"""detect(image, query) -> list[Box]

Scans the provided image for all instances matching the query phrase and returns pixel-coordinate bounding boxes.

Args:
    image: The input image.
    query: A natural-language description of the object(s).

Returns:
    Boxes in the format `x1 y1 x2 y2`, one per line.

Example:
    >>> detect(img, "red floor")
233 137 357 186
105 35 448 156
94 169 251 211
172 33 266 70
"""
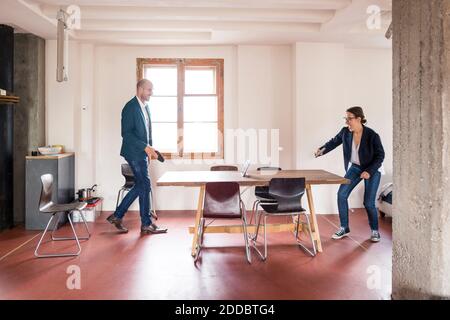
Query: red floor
0 209 392 300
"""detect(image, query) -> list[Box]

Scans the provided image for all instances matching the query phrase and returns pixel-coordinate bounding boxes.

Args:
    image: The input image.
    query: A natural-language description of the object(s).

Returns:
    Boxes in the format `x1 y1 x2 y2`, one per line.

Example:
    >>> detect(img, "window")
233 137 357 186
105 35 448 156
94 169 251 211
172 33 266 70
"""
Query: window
137 58 224 159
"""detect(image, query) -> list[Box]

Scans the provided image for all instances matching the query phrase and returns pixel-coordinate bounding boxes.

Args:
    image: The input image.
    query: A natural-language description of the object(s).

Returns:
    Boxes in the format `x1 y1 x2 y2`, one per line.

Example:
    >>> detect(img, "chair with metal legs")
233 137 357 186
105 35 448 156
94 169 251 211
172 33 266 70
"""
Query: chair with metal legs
115 163 135 209
116 163 157 219
34 174 91 258
250 177 316 260
210 165 238 171
194 182 251 264
250 166 282 224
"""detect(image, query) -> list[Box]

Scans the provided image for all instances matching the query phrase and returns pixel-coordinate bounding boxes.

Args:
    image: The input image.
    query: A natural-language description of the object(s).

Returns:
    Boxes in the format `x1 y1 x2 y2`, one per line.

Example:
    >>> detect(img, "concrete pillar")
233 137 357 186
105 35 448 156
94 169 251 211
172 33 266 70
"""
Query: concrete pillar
392 0 450 299
13 34 46 224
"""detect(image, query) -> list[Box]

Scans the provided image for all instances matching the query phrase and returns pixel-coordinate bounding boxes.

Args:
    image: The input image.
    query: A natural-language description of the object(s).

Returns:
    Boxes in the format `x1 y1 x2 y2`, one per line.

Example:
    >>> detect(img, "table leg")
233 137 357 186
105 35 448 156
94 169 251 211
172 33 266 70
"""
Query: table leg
191 185 205 257
306 184 323 253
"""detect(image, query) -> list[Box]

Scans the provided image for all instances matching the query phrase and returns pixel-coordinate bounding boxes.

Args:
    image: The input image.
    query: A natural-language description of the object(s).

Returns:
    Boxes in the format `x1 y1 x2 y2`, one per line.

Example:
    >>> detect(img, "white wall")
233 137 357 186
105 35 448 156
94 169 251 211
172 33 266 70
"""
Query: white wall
94 45 239 210
293 42 393 213
45 41 392 213
45 41 78 159
45 42 294 210
237 46 293 168
294 43 346 214
236 45 293 207
46 41 96 190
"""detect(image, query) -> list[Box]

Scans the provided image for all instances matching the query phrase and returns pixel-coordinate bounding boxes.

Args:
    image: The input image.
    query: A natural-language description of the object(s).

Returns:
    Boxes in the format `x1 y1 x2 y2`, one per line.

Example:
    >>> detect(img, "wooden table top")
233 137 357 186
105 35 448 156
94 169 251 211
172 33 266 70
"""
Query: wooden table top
26 152 74 160
156 169 349 187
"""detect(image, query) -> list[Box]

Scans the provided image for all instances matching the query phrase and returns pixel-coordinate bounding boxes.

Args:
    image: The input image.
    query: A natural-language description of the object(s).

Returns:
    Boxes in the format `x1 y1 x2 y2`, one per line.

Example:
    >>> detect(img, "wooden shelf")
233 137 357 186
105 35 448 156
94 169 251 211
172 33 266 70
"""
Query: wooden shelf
0 95 20 104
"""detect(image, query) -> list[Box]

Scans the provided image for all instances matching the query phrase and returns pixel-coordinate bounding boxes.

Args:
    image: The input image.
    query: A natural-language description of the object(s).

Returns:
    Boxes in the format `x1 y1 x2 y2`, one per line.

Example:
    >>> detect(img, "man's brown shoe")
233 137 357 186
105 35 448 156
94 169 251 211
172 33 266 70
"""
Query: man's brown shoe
106 214 128 233
141 223 168 234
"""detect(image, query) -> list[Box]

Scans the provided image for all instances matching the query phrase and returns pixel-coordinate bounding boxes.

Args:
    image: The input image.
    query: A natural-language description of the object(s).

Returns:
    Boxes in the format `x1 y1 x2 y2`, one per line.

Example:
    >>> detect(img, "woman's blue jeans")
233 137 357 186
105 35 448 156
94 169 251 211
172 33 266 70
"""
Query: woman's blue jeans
337 164 381 231
114 158 152 227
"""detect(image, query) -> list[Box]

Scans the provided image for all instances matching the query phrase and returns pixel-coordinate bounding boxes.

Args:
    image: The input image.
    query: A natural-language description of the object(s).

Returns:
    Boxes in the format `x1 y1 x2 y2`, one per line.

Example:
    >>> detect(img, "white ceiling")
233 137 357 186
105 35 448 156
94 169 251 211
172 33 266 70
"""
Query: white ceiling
0 0 392 48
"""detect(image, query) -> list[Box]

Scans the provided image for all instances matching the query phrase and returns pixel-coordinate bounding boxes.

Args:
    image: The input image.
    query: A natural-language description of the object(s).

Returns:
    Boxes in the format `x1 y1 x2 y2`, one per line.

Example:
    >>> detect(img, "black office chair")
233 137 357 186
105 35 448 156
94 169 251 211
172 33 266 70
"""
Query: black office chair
34 174 90 258
250 177 316 260
116 163 157 219
210 165 238 171
254 166 282 198
194 182 251 264
251 167 282 223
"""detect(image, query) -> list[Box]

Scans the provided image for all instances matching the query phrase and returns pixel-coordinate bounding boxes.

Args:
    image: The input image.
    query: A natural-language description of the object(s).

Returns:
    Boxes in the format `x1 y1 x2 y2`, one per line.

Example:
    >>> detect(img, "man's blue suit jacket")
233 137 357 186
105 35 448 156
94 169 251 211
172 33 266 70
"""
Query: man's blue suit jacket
120 97 152 161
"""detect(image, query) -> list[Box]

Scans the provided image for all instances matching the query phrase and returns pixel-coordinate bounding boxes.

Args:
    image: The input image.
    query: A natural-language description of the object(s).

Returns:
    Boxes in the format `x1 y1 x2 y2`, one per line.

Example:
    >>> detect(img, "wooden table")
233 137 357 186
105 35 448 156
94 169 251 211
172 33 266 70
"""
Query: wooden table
157 169 349 256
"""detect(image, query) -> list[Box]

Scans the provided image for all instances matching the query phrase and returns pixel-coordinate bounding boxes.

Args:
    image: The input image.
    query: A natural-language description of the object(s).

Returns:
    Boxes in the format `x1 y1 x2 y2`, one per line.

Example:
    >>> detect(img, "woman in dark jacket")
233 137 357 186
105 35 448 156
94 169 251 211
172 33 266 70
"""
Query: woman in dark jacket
315 107 385 242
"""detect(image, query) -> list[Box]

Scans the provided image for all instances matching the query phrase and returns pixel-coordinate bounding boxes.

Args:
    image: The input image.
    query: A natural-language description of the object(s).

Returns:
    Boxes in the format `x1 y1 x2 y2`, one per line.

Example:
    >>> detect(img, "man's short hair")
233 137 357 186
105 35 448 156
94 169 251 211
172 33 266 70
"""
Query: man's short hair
137 79 151 90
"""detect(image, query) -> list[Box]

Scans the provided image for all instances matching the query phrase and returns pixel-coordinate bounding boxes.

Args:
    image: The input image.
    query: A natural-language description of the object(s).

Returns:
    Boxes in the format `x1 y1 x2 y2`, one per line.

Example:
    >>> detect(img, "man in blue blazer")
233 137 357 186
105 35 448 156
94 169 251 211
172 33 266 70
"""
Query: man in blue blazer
107 79 168 235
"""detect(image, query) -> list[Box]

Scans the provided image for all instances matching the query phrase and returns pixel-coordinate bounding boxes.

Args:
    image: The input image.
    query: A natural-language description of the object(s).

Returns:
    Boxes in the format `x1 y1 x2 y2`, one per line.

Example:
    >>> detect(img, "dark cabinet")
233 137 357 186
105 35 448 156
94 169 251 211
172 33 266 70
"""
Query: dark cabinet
25 153 75 230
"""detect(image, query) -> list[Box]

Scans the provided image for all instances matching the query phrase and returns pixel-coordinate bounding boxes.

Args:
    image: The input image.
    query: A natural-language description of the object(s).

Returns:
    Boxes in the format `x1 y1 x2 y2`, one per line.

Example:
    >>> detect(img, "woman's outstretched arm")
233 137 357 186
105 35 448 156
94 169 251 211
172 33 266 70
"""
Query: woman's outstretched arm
317 127 346 156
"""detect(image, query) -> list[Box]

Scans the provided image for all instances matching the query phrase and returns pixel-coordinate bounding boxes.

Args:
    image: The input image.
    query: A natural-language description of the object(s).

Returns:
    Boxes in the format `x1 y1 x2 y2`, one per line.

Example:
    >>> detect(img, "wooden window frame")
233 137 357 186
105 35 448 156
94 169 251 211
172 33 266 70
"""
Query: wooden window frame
137 58 224 160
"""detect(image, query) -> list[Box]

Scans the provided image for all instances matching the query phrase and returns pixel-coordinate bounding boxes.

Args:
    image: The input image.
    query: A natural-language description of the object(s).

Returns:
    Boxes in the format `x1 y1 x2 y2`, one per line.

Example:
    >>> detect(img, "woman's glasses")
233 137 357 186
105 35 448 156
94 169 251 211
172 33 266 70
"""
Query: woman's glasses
343 116 356 122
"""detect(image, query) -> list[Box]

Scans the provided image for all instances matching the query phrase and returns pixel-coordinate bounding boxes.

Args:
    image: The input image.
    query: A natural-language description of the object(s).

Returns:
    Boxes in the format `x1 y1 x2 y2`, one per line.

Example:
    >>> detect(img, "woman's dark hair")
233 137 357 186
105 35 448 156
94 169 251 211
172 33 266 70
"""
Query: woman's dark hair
346 106 367 124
